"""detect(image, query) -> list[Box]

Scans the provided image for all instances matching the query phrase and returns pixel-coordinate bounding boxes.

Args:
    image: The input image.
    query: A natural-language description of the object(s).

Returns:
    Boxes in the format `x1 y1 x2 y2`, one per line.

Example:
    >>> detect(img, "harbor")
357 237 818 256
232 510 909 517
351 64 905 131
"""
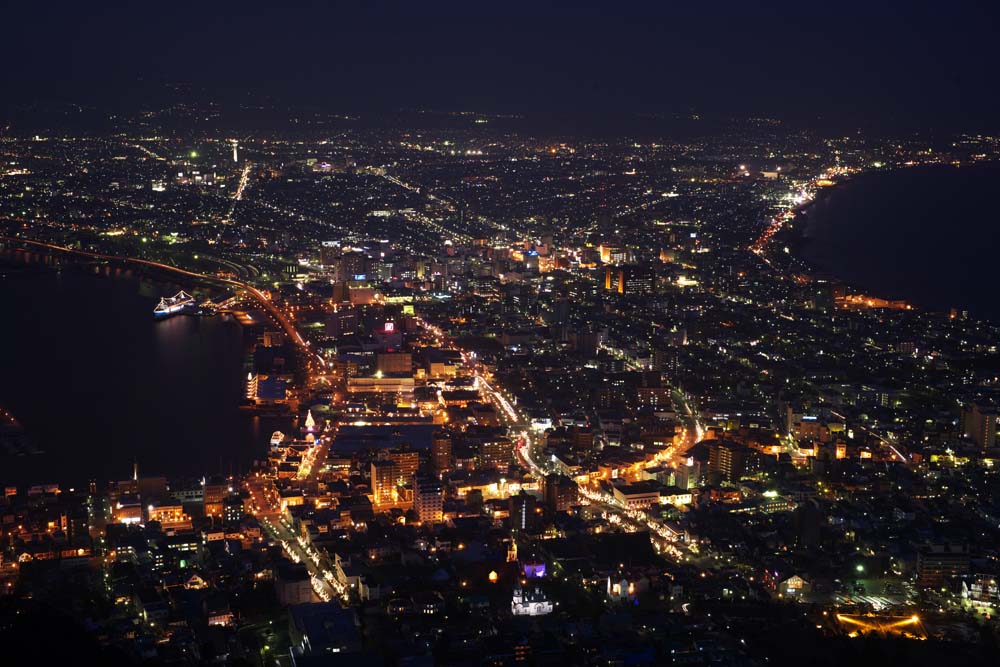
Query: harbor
0 255 289 485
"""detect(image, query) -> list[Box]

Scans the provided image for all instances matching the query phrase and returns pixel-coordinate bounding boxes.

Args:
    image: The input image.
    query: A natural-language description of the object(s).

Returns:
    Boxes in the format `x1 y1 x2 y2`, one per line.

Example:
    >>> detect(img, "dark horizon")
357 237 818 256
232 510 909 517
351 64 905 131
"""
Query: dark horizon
6 4 1000 665
4 0 1000 132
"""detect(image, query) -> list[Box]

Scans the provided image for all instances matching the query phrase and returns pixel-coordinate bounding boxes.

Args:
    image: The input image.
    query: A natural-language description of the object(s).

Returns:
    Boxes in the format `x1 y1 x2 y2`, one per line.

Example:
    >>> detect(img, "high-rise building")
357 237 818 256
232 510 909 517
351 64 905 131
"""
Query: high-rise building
371 452 417 510
326 308 359 337
509 490 536 532
386 448 419 484
479 438 512 470
961 402 997 451
336 251 368 282
707 441 756 484
673 457 701 490
370 461 398 509
917 544 969 589
542 474 578 513
413 476 443 524
431 431 452 474
605 266 656 295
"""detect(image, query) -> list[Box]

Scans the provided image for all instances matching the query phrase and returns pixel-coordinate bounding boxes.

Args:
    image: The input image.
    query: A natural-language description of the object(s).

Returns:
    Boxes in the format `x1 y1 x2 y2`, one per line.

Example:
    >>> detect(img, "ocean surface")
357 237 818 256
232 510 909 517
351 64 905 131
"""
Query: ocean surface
0 257 287 487
801 163 1000 321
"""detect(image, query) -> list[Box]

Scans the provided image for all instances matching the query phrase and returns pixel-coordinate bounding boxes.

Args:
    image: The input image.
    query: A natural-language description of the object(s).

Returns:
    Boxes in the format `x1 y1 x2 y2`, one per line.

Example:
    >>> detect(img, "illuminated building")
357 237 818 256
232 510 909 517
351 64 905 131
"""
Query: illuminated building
611 481 661 509
424 350 459 378
203 476 228 519
346 282 376 305
660 486 693 507
325 308 359 337
259 331 286 348
347 376 415 393
917 543 969 589
387 447 419 481
413 476 444 524
607 576 640 602
113 494 143 524
604 266 656 295
778 575 810 598
147 501 192 531
478 437 512 470
542 473 578 512
707 440 757 484
371 454 416 510
247 374 288 403
509 490 536 531
276 562 316 606
637 385 672 409
223 494 245 525
960 576 1000 610
431 431 452 473
335 251 368 283
961 402 997 451
673 457 701 489
511 586 553 616
598 244 627 264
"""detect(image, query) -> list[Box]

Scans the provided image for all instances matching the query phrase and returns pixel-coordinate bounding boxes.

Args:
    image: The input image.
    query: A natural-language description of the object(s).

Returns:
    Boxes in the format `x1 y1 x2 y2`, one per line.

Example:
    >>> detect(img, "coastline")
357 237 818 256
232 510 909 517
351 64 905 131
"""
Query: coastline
0 253 278 487
778 162 1000 322
0 235 310 349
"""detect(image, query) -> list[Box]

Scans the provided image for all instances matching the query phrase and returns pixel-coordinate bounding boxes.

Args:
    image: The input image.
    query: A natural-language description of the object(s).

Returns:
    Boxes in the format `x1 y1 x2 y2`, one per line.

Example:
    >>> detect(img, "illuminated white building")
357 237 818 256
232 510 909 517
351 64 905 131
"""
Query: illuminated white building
511 586 553 616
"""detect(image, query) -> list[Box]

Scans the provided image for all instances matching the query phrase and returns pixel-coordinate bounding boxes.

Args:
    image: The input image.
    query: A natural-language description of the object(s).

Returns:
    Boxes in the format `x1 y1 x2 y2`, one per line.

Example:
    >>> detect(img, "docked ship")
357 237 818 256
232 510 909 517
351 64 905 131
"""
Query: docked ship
270 431 286 449
153 291 196 318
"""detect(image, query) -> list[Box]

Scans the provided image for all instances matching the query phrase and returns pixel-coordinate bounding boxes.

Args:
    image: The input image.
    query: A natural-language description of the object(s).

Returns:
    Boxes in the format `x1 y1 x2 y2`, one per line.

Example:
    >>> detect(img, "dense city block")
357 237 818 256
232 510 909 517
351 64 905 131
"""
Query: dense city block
2 102 1000 666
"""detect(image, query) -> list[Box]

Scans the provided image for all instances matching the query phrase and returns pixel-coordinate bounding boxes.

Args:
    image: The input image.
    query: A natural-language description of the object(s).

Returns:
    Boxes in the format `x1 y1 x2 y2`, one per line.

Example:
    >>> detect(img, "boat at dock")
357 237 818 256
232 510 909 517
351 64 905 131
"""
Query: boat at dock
153 291 196 318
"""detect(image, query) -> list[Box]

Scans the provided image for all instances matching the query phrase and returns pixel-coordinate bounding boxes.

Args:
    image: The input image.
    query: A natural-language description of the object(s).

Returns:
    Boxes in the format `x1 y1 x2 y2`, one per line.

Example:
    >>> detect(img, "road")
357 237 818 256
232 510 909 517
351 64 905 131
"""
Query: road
0 236 314 355
263 514 346 604
8 235 358 607
428 320 691 561
829 409 907 463
245 471 348 605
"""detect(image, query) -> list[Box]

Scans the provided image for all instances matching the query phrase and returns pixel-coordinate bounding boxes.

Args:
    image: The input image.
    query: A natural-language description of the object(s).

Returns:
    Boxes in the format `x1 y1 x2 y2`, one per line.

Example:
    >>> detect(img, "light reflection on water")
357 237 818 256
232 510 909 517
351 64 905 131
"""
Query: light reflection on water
0 252 290 486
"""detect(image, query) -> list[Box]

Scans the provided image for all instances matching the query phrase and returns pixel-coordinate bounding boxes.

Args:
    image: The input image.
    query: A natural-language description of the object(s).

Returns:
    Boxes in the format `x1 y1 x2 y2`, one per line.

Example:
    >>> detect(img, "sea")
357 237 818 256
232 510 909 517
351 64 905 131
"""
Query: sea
0 253 288 487
800 163 1000 322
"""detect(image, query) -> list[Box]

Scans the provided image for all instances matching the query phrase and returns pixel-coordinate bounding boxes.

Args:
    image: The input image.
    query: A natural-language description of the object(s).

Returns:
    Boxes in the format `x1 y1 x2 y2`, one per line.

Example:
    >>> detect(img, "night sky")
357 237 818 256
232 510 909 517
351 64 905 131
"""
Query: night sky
4 0 999 128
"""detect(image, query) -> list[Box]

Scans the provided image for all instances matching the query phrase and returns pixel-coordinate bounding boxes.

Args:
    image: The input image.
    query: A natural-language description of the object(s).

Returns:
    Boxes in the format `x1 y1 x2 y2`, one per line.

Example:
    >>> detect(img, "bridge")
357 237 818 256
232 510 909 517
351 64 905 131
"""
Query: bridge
0 236 311 354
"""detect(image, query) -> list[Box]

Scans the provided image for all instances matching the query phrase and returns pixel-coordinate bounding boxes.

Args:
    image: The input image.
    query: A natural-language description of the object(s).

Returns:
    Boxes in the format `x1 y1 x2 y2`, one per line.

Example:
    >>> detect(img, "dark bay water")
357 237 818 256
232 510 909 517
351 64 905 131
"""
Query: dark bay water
0 258 285 487
801 163 1000 321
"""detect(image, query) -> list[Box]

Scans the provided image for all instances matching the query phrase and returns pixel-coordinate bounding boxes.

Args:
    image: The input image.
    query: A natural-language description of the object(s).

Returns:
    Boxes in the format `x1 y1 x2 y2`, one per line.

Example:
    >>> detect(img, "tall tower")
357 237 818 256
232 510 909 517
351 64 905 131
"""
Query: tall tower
231 140 238 163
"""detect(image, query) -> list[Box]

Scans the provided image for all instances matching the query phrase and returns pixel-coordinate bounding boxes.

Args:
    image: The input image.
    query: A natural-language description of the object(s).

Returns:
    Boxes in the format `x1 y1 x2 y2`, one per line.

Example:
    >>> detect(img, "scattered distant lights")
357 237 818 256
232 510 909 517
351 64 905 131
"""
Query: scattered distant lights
4 116 996 651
